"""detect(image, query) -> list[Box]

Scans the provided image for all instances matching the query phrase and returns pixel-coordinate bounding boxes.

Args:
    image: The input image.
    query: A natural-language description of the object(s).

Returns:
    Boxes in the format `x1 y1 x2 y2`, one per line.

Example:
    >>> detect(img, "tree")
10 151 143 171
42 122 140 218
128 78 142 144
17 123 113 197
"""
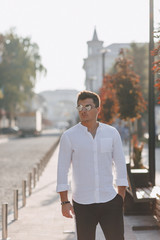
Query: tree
99 49 146 162
99 75 118 124
0 29 46 123
113 49 146 162
99 49 146 124
127 43 148 101
113 49 146 121
125 43 149 138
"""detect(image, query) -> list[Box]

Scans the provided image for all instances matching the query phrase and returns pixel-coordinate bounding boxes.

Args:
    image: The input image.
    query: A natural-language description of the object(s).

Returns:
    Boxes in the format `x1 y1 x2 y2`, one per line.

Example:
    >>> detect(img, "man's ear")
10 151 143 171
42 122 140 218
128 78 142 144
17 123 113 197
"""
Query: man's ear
97 106 101 114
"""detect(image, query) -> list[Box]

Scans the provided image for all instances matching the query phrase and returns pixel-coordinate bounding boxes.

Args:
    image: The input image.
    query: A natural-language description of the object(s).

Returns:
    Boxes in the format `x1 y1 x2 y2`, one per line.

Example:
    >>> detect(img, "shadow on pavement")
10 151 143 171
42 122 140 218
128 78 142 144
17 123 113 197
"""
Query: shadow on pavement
41 194 59 207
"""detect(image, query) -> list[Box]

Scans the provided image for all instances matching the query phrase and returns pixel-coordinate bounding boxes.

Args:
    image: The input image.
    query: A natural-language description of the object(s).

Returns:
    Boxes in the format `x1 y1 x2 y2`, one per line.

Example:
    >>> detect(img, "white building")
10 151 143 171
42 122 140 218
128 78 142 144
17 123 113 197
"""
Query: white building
83 28 130 93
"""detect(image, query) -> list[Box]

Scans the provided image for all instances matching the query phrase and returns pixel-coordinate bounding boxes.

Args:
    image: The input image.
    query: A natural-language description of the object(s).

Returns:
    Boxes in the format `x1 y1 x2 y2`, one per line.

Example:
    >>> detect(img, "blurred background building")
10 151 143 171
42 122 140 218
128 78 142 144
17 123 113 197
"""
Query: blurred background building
40 89 78 128
83 29 130 93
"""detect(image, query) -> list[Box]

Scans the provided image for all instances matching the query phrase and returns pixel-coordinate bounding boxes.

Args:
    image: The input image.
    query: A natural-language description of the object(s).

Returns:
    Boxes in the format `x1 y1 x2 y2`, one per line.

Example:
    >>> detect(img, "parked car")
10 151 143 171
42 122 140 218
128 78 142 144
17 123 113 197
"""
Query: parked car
0 126 19 135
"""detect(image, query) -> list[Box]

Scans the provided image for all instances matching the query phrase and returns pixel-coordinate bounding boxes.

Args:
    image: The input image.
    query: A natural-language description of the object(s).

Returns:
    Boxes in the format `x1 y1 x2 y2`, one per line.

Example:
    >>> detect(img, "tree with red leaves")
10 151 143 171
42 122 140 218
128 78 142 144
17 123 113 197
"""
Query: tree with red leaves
99 75 118 124
113 49 146 122
99 49 146 162
99 49 146 124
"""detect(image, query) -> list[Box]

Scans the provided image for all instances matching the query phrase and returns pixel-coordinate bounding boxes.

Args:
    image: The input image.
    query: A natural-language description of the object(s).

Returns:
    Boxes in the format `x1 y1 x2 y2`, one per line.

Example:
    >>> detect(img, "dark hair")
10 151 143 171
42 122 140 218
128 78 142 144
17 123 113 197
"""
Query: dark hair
77 90 100 107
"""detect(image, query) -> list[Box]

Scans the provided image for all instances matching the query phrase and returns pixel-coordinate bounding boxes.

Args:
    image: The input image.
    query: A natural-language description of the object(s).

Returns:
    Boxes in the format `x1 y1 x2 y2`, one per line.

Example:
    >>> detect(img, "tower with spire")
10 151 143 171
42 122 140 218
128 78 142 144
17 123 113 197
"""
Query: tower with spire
87 28 103 56
83 28 104 93
83 28 130 93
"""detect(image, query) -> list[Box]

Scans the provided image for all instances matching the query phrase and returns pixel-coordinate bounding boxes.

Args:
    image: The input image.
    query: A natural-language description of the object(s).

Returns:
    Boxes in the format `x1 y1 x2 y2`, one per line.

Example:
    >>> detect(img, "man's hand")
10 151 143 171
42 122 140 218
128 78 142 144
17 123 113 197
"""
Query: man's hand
62 203 75 218
118 186 126 201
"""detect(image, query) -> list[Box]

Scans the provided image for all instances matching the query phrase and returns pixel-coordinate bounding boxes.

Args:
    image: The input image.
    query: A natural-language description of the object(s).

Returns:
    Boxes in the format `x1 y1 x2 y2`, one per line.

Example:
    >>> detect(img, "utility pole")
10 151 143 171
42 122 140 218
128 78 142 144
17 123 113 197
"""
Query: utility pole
148 0 155 186
101 49 109 79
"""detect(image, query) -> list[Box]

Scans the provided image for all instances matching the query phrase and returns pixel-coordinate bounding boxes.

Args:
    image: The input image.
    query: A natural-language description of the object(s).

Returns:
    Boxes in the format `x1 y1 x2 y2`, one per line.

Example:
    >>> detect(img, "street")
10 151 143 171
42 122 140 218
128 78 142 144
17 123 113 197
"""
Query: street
5 141 160 240
0 133 159 213
0 129 159 235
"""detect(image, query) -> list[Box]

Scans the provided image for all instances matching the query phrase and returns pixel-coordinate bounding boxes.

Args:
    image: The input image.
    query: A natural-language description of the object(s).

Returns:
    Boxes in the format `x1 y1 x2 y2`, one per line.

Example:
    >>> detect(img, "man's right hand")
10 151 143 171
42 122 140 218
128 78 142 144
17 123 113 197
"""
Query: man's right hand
62 203 75 218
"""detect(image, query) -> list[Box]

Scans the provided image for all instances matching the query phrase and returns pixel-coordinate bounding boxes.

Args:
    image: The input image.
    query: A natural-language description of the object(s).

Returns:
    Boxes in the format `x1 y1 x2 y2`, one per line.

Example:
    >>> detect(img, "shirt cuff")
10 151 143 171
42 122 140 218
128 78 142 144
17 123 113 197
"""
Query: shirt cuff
115 178 129 187
56 184 70 193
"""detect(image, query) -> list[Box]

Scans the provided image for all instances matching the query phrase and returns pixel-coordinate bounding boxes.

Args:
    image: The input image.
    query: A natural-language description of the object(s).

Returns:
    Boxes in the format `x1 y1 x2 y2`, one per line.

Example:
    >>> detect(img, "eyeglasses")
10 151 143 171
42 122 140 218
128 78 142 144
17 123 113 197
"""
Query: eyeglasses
76 104 96 112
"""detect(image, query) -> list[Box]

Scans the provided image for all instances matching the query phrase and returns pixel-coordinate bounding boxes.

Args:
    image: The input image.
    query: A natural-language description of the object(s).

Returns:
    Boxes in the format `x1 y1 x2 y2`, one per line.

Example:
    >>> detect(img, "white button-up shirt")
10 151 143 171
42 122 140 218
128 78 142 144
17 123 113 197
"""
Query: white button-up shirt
56 122 128 204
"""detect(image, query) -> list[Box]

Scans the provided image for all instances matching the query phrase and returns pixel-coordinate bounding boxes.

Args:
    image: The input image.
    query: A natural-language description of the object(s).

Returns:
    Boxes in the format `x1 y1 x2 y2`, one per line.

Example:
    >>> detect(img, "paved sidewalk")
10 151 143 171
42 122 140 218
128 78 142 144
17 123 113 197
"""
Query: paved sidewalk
5 145 160 240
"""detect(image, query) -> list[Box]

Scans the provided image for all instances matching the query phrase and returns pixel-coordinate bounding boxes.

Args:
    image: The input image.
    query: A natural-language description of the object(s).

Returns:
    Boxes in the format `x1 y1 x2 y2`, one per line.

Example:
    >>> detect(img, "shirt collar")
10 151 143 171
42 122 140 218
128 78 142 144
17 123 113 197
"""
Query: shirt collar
78 122 102 131
78 122 88 132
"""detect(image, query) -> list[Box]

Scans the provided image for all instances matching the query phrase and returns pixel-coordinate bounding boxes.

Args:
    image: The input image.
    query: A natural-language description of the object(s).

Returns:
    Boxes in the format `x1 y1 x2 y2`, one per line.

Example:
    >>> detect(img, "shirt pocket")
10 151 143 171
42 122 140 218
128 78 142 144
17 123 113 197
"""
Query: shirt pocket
100 138 112 153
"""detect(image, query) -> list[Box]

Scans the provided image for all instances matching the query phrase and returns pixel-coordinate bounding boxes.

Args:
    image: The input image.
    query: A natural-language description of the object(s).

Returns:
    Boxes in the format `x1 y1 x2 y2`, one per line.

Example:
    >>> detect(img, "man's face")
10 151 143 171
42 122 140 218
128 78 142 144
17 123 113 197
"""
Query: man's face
77 98 100 123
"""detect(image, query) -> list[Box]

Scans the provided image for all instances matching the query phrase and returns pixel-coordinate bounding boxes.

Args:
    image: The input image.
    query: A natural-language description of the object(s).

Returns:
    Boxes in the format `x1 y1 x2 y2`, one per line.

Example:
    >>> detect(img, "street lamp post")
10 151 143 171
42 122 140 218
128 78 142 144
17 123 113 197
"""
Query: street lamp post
102 50 105 78
148 0 155 186
89 76 97 91
101 49 109 79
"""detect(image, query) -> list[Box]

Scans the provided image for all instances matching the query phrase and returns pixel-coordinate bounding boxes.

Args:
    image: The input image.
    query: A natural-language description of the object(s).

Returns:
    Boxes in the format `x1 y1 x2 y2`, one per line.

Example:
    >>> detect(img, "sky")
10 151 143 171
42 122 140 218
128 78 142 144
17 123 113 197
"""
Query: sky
0 0 159 93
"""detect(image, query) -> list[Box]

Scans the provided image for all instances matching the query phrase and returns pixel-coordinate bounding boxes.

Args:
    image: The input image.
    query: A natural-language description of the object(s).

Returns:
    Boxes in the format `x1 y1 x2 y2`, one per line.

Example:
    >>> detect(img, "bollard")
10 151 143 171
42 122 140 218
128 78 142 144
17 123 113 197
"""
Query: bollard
22 180 26 207
33 168 36 188
28 172 32 196
2 203 10 240
42 158 45 171
37 163 40 181
39 161 42 176
39 160 42 175
42 158 45 172
14 189 18 220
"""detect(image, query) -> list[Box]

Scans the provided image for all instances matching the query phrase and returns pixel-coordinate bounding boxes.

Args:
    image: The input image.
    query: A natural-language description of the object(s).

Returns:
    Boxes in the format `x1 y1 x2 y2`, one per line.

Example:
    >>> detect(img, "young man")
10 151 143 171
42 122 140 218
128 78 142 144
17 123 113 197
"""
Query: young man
56 90 128 240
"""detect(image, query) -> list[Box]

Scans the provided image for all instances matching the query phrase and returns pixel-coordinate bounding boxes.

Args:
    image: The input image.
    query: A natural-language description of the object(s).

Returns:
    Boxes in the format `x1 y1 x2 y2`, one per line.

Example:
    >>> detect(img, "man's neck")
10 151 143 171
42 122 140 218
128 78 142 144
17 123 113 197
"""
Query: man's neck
81 120 97 128
81 121 99 135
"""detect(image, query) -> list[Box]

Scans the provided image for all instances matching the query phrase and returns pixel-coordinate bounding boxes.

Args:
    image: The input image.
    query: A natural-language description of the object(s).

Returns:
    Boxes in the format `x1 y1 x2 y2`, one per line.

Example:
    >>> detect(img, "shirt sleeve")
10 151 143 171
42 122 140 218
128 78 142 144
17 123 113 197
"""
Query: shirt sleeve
56 133 72 193
112 128 128 187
